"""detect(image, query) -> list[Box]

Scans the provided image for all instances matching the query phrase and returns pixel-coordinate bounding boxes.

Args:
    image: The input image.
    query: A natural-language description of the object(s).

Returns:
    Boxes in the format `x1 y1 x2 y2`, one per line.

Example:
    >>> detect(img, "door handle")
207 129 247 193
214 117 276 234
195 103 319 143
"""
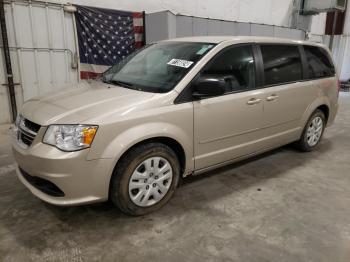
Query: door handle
266 94 279 101
247 98 262 105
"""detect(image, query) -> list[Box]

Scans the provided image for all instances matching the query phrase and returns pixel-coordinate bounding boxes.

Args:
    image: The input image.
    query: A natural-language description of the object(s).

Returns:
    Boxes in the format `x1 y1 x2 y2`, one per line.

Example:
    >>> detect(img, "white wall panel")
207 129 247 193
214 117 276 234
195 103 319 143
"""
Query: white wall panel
236 22 251 35
221 21 236 35
4 4 16 54
193 18 208 36
70 0 325 36
271 0 293 26
15 4 33 47
21 51 38 100
9 51 24 120
146 12 306 43
0 1 78 124
145 12 170 42
344 3 350 34
37 52 52 94
274 27 292 39
19 0 325 34
176 16 193 37
289 28 305 40
0 48 11 124
50 7 66 49
32 5 50 47
71 0 295 27
339 1 350 80
308 34 324 43
65 11 78 53
331 36 350 81
239 0 271 24
251 24 274 37
53 52 68 86
339 38 350 81
310 13 326 35
208 20 224 36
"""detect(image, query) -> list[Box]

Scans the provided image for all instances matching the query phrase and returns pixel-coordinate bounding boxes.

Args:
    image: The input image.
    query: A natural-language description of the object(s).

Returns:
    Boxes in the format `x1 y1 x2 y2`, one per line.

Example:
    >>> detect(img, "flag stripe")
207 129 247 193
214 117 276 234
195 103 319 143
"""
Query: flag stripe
80 63 110 73
134 33 143 42
133 13 144 48
134 26 144 34
80 71 102 79
134 42 143 49
132 12 143 18
133 18 143 27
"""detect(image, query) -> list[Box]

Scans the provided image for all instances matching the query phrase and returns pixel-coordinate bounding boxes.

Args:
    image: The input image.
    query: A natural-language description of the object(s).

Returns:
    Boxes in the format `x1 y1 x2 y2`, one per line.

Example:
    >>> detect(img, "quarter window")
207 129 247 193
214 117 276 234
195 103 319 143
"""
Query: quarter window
304 46 335 79
260 45 303 86
202 45 255 93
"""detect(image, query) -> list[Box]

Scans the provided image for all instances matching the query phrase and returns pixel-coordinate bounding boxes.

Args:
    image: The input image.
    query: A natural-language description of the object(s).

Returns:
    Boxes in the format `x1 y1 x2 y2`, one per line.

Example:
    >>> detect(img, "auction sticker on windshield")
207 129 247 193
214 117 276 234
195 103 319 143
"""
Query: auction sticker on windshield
167 59 194 68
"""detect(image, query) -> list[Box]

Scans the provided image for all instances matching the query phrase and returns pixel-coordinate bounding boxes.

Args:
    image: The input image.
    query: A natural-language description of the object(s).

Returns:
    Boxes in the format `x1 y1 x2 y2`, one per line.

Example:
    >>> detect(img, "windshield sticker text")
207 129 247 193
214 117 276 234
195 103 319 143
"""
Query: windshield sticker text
167 59 194 68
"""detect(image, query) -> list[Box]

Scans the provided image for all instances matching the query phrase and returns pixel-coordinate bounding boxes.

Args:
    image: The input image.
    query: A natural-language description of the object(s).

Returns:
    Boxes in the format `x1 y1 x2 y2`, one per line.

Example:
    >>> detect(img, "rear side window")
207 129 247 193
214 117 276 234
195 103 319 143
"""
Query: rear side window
304 46 335 79
260 45 303 86
202 45 255 93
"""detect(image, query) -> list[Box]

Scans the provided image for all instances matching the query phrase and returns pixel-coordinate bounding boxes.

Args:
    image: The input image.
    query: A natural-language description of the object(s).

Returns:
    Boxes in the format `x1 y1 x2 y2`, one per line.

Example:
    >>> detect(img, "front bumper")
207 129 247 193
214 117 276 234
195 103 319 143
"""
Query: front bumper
12 136 115 206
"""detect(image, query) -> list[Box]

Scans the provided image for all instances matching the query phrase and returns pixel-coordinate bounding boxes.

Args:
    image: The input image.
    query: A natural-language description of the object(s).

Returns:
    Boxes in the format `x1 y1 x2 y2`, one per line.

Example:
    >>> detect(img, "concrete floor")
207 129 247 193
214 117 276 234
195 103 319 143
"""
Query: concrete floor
0 93 350 262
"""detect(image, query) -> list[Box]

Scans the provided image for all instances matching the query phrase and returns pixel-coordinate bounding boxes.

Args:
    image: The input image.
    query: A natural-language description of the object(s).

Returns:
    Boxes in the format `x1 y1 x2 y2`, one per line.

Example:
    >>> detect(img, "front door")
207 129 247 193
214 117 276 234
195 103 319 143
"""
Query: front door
193 45 265 170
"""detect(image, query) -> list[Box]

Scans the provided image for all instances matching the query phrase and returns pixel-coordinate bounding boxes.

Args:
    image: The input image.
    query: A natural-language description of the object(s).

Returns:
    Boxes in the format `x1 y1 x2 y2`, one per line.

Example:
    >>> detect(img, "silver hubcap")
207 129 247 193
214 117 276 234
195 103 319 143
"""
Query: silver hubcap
307 116 323 147
128 157 173 207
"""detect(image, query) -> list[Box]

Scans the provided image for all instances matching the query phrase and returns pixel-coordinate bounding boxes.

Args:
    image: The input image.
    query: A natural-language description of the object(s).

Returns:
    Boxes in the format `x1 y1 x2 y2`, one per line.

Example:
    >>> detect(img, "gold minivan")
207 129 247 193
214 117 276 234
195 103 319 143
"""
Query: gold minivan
12 36 339 215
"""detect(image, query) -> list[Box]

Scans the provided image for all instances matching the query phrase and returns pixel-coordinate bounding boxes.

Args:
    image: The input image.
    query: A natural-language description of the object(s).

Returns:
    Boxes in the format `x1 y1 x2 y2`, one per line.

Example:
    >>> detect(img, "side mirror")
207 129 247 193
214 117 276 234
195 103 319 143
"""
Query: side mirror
192 75 227 99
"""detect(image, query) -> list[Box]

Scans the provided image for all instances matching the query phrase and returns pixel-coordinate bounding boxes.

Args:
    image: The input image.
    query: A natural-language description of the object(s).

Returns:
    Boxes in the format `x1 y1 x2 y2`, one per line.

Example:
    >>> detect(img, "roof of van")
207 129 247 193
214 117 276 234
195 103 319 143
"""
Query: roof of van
164 36 326 48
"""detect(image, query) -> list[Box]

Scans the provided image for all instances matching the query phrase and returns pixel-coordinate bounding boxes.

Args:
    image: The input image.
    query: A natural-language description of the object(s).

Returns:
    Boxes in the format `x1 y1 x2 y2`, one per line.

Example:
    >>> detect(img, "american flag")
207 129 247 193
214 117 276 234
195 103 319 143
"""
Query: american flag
75 5 145 79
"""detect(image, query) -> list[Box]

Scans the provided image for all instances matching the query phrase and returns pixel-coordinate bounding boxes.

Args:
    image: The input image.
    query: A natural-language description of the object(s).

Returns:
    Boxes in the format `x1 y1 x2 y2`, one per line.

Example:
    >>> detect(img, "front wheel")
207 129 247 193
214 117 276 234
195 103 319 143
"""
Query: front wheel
296 109 326 152
110 143 180 216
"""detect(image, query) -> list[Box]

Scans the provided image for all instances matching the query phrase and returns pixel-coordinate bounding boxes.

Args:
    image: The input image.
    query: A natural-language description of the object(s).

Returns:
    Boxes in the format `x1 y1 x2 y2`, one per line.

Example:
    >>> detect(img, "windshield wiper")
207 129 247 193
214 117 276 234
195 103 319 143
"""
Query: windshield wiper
105 80 133 87
103 79 135 89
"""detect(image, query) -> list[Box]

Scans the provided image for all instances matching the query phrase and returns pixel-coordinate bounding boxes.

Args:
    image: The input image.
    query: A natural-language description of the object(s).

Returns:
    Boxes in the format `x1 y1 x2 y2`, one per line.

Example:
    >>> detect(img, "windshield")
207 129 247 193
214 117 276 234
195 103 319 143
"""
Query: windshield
101 42 215 93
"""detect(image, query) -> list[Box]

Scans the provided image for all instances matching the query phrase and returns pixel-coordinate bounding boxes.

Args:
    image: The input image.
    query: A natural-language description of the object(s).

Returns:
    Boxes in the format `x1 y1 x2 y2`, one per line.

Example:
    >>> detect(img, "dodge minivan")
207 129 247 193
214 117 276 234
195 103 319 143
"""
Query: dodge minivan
12 36 339 215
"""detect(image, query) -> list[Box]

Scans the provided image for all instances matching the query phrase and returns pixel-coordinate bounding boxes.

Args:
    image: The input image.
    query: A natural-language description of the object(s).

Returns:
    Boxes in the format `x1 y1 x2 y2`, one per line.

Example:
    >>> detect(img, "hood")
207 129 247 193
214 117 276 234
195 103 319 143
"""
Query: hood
21 80 157 125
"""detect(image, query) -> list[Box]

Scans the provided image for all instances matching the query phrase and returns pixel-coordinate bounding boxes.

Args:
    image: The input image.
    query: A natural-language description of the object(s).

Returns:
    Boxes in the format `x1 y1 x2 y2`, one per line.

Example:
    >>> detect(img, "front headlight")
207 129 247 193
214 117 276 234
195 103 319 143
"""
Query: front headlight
43 125 98 151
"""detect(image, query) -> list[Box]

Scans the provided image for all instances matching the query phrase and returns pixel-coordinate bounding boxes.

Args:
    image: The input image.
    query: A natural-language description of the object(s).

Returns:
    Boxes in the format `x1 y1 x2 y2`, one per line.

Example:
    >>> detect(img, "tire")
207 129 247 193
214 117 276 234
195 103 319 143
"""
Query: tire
110 142 180 216
296 109 326 152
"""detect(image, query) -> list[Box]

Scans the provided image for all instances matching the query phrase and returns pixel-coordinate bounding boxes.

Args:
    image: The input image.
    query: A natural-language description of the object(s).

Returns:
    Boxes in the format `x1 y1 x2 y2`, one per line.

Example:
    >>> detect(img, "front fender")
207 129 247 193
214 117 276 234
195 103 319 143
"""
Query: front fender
90 122 194 174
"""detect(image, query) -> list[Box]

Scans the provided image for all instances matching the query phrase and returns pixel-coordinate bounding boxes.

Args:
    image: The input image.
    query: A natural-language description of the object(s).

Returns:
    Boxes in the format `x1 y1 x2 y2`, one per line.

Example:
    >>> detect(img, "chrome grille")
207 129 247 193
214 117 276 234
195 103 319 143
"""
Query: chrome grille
16 117 41 148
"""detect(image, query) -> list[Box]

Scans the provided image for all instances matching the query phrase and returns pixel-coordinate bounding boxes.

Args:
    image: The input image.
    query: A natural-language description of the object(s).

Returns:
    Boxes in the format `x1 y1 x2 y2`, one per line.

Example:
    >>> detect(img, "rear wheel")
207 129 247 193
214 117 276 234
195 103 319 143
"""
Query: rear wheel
296 109 326 152
110 143 180 216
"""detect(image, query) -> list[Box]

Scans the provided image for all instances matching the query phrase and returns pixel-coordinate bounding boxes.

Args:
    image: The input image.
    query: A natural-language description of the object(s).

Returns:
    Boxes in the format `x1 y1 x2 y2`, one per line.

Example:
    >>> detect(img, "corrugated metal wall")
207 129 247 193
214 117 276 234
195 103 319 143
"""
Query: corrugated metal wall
145 11 306 44
0 0 78 124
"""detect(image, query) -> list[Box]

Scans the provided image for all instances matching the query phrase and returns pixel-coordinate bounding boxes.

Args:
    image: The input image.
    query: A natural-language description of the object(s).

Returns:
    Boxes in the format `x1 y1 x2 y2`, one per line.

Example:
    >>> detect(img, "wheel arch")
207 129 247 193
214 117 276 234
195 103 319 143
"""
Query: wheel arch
300 97 331 130
113 136 187 174
107 136 188 200
316 104 329 124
